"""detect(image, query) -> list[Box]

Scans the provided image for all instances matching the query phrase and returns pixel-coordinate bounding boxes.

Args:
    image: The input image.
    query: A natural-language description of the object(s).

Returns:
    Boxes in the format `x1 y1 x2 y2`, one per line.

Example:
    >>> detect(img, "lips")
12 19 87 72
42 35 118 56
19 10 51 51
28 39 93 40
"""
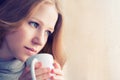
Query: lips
24 46 37 55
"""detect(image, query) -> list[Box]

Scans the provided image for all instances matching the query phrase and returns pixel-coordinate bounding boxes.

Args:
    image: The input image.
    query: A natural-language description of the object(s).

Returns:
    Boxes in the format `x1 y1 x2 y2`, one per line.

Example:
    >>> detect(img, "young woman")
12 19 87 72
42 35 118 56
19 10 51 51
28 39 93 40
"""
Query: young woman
0 0 66 80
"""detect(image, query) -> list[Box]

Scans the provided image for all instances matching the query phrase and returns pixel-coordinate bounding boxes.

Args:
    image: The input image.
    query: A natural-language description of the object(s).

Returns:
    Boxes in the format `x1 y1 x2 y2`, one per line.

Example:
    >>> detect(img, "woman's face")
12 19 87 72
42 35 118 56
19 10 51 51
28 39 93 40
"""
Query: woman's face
0 3 58 61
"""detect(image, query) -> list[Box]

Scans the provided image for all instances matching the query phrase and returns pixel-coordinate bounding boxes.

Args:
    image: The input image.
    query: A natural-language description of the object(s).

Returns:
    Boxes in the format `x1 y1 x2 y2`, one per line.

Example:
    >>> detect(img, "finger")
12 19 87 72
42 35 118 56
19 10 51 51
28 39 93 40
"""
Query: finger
50 74 64 80
52 62 63 76
53 62 61 69
19 67 32 80
23 72 32 80
35 67 52 80
51 69 64 76
35 62 42 69
20 66 30 77
35 67 51 76
37 72 52 80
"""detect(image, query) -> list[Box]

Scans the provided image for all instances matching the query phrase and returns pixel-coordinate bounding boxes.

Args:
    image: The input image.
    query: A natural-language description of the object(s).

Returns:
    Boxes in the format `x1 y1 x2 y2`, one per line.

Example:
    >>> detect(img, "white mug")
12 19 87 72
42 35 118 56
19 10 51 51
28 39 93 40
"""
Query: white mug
26 53 54 80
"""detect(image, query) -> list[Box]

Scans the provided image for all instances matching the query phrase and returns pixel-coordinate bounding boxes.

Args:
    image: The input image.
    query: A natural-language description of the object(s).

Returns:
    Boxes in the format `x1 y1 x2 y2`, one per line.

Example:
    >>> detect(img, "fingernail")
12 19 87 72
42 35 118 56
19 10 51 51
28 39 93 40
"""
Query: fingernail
50 76 54 79
35 62 41 68
51 69 54 73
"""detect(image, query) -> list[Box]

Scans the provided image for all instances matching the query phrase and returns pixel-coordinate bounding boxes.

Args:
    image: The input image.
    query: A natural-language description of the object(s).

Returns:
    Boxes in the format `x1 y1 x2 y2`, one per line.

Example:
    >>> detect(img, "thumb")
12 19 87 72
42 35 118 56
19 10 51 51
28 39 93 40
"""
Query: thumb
19 66 30 80
35 62 42 69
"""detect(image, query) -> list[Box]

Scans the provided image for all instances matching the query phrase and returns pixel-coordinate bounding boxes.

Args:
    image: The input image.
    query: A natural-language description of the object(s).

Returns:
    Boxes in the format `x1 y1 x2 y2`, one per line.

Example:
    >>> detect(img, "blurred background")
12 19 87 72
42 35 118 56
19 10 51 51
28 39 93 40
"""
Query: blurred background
62 0 120 80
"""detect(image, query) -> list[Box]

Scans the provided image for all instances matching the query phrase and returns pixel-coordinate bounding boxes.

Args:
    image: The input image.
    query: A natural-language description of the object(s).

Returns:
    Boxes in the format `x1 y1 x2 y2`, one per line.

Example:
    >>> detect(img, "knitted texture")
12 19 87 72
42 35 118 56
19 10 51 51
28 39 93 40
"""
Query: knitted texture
0 59 25 80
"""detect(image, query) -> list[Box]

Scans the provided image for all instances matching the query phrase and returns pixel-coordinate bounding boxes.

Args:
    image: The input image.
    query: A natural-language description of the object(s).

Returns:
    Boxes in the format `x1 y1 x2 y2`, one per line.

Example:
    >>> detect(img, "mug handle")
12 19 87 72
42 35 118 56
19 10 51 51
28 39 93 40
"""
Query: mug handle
31 58 38 80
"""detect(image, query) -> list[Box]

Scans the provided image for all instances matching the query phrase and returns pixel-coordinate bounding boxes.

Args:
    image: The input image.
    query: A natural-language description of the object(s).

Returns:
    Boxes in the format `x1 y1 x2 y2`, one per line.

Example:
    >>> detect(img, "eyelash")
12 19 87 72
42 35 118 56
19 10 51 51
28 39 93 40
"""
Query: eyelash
28 20 52 36
28 21 39 28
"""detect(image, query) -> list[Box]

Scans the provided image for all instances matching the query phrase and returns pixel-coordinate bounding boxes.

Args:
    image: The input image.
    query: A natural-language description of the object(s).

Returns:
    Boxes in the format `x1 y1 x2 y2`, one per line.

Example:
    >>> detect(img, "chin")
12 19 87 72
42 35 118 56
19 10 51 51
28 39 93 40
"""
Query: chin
17 56 29 62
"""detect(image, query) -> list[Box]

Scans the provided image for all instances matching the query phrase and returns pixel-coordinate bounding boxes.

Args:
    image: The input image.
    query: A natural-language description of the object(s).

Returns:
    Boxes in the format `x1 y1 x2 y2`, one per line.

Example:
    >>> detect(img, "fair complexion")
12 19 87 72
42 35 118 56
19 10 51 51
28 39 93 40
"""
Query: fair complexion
0 2 64 80
0 3 57 62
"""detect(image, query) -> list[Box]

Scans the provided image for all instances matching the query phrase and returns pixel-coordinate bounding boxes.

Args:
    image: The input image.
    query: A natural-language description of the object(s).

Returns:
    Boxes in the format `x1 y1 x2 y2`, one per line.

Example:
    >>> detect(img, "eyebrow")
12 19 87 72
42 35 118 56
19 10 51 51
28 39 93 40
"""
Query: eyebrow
30 17 54 32
31 17 44 26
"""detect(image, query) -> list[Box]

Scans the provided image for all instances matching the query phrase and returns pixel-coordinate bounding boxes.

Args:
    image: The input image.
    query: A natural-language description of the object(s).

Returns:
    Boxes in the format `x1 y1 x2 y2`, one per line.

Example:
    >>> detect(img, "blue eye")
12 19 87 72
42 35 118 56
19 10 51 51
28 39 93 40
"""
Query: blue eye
28 21 39 28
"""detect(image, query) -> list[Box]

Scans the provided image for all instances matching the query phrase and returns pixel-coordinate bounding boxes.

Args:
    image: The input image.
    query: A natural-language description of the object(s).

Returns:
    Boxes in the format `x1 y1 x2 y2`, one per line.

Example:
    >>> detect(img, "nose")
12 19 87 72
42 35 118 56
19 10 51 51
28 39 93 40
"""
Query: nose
32 31 46 46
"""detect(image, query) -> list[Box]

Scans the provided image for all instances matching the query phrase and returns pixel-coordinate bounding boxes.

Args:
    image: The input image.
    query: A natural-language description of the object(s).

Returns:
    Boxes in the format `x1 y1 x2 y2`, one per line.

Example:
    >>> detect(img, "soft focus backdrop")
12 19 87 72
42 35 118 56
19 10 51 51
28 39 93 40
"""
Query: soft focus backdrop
62 0 120 80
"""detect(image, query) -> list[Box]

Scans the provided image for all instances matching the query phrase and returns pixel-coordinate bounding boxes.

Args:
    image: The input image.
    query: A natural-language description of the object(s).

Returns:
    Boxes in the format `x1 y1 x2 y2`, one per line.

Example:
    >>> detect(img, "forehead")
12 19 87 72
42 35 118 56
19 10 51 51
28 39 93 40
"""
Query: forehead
29 1 58 27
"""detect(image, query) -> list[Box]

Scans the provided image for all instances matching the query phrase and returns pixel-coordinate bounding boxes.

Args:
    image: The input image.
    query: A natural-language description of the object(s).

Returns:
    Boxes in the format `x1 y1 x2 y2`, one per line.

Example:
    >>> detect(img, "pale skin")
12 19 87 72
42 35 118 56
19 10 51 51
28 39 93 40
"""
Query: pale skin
0 2 64 80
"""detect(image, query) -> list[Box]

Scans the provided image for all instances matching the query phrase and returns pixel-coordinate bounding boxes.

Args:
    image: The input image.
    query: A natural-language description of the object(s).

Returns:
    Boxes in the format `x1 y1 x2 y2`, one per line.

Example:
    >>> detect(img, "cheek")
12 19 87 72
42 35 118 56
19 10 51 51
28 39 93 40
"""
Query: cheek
5 28 30 49
6 31 24 42
9 25 33 40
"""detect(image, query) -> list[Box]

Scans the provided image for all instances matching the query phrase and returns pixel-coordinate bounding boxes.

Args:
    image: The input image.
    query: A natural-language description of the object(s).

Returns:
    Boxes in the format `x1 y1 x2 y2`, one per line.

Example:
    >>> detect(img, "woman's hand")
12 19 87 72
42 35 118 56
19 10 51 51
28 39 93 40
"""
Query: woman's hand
19 62 51 80
50 61 64 80
19 61 64 80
